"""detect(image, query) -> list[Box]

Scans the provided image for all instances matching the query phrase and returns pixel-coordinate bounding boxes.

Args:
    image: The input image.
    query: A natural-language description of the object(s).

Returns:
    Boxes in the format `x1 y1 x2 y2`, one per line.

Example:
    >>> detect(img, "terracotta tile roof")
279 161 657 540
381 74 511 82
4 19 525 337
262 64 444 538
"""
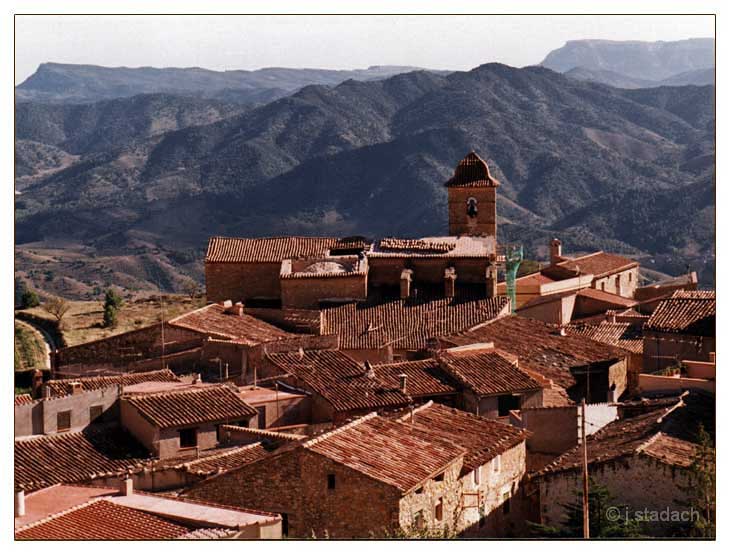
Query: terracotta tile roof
14 393 33 405
543 251 638 280
124 385 258 428
368 235 495 258
567 321 644 354
646 290 715 335
444 152 499 188
320 295 510 350
267 350 411 413
304 413 466 492
155 443 279 477
399 403 528 474
15 426 151 492
205 236 340 263
168 303 292 345
379 237 455 253
539 393 713 476
373 359 457 398
15 499 194 540
45 369 179 397
14 484 120 529
443 316 629 389
436 349 543 397
576 288 638 307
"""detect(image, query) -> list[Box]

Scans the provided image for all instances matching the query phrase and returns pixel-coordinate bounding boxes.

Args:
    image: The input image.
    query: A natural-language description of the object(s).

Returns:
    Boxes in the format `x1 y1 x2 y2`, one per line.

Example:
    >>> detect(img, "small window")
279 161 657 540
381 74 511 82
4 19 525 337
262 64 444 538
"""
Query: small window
57 410 71 432
473 467 481 485
502 492 511 515
492 455 501 473
257 406 267 429
327 474 336 490
415 487 423 495
498 394 520 416
434 473 444 482
628 273 633 283
435 498 443 521
179 427 197 448
89 405 103 422
413 510 424 529
281 513 289 537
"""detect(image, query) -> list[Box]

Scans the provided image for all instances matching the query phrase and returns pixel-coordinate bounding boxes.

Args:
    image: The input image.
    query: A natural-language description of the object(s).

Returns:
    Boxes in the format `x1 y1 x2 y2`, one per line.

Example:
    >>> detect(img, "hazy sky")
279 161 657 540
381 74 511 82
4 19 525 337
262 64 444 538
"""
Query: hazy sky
14 15 714 84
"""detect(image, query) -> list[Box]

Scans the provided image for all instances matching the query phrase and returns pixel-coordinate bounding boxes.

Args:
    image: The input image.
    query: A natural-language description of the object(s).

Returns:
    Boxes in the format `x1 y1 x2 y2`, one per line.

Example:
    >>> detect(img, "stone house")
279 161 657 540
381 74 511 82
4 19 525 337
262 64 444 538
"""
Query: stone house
120 383 258 459
643 290 715 372
533 392 713 536
182 403 528 538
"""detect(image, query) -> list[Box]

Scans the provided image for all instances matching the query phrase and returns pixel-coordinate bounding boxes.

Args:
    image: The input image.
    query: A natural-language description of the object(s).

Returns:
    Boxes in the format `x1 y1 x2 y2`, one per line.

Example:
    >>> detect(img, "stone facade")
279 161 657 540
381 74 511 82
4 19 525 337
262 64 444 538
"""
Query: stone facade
592 267 639 298
206 261 282 303
447 187 496 237
281 273 367 309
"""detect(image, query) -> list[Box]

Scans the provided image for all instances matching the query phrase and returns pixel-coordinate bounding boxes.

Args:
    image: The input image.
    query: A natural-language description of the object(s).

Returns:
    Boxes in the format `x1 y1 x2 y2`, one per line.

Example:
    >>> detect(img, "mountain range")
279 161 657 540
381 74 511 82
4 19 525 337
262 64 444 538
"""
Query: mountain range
542 38 714 89
15 43 716 298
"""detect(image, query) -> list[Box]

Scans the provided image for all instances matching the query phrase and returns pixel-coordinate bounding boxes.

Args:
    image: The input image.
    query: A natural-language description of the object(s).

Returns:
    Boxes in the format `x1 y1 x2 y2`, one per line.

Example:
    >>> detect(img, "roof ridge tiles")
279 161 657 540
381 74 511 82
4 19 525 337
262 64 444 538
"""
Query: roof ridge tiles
302 412 379 449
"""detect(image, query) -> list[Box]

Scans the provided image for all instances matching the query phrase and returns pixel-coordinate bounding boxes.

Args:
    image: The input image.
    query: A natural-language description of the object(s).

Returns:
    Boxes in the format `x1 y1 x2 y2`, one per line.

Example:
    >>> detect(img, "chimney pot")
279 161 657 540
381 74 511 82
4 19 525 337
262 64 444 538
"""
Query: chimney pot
550 238 563 265
486 266 497 299
15 489 25 517
398 373 408 394
400 269 414 299
120 477 134 496
444 267 457 298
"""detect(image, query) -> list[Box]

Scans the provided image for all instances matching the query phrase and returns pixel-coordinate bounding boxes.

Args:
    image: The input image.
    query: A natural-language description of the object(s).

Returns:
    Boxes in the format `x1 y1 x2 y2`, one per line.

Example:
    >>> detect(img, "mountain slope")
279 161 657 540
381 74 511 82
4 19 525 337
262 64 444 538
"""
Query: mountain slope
15 64 715 294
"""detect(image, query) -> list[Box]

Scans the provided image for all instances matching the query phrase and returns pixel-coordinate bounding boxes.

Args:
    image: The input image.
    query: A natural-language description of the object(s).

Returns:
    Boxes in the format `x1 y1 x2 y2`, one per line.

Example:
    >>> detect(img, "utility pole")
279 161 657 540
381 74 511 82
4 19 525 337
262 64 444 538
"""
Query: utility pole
581 398 590 539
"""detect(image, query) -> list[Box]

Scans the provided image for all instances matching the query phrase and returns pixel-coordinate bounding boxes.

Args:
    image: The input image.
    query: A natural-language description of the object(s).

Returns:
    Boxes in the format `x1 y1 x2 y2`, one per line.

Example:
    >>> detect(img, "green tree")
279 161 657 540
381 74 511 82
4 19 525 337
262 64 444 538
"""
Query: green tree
529 479 643 538
674 424 715 538
103 304 118 329
102 288 123 328
20 289 41 309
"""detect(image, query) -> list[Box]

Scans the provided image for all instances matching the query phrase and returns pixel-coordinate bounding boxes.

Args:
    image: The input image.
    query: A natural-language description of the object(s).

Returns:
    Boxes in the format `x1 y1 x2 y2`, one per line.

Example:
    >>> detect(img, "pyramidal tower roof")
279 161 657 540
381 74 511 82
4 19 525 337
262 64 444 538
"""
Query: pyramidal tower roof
444 152 499 188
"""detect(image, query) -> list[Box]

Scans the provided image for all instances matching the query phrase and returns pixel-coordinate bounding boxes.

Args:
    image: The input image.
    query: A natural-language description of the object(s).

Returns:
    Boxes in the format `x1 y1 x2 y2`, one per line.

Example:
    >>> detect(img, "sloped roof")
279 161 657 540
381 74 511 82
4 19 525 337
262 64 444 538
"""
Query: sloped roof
15 499 195 540
444 152 499 188
15 426 151 492
443 315 629 389
267 350 411 413
374 359 457 398
44 369 179 397
436 349 543 397
568 321 644 354
320 295 510 350
368 235 494 258
14 393 33 406
646 290 715 336
205 236 341 263
400 403 528 474
168 303 292 345
539 393 713 476
303 413 466 492
543 251 638 280
124 385 257 428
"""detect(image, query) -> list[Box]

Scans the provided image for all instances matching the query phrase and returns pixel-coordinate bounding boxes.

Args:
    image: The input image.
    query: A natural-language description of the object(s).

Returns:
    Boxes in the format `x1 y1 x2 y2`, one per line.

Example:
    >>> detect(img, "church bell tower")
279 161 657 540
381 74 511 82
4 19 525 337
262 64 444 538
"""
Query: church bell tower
444 152 498 237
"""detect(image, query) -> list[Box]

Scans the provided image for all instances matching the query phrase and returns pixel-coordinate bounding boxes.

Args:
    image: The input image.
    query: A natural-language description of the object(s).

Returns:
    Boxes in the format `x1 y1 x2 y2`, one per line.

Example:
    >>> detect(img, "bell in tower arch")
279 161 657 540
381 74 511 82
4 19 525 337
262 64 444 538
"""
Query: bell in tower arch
466 197 478 218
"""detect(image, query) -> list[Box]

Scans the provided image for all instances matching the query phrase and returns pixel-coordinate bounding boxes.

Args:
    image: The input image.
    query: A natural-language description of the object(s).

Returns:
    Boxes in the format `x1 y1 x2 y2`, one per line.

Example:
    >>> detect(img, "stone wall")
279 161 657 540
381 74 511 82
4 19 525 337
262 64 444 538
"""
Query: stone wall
280 273 367 309
520 406 578 455
539 455 694 536
206 261 282 303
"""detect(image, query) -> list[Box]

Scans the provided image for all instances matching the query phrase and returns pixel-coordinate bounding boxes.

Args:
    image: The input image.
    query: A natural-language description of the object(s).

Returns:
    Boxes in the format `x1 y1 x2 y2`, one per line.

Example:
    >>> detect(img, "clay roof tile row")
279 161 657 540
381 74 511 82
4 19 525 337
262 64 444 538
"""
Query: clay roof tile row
646 290 715 335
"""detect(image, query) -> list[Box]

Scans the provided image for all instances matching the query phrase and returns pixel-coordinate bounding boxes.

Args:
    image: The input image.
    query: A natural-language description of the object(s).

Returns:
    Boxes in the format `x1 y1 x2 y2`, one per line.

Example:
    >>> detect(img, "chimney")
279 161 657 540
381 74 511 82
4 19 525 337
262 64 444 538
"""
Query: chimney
398 373 408 395
43 385 52 400
400 269 414 299
120 476 134 496
68 382 83 396
364 360 375 379
192 373 202 384
486 266 497 299
15 489 25 517
225 302 244 316
444 267 457 298
220 299 233 309
607 310 617 324
550 238 562 265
